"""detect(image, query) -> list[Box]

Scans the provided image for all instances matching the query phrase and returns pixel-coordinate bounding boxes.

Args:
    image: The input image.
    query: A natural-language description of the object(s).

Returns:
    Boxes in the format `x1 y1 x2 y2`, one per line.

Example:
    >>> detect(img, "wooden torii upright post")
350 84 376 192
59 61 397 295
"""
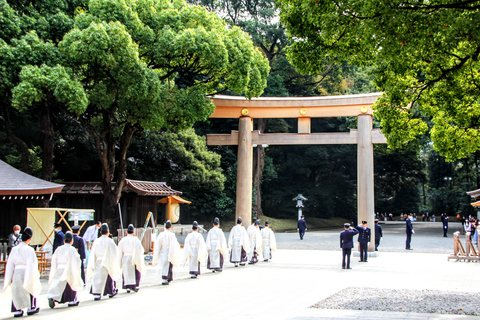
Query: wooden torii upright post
207 93 386 251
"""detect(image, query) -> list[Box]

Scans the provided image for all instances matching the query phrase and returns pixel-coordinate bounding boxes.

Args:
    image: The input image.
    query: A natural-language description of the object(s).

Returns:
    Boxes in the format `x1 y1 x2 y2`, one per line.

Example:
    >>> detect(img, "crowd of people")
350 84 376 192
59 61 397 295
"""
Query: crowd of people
3 216 277 317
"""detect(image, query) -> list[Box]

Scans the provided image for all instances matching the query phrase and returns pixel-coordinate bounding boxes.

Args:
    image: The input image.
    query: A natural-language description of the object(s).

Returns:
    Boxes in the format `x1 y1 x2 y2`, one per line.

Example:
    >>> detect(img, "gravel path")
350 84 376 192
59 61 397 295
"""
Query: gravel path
312 287 480 316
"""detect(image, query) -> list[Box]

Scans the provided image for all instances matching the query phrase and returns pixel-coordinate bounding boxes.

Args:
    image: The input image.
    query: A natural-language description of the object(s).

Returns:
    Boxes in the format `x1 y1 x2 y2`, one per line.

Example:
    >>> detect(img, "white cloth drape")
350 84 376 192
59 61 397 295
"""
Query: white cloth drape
152 230 180 276
3 243 42 310
206 226 228 268
261 227 277 259
86 235 120 294
117 235 145 285
228 225 250 261
183 231 207 271
47 243 83 301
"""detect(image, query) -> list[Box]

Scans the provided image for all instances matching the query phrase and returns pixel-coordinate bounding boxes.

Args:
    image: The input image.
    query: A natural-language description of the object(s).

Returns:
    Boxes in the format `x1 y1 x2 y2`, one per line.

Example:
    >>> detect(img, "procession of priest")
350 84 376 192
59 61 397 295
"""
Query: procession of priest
2 217 278 317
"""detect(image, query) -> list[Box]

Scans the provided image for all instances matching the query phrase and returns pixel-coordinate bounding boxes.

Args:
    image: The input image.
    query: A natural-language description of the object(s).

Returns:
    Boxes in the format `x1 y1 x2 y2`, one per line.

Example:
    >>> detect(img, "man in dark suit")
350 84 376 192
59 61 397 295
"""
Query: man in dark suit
297 216 307 240
72 225 86 283
406 214 414 250
374 219 383 251
340 223 358 269
443 216 449 237
53 223 65 253
356 220 371 262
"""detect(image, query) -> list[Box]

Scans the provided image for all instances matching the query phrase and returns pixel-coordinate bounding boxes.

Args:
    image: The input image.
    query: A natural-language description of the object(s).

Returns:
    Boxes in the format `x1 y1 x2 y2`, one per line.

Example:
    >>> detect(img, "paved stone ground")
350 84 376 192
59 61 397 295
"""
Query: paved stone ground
0 221 478 320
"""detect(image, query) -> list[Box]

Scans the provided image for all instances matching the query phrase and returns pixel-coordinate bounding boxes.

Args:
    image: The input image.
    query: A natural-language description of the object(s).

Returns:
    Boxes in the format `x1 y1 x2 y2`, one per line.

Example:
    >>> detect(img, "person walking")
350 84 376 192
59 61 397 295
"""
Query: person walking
374 219 383 251
260 221 277 262
228 217 250 267
71 225 86 283
297 215 307 240
153 220 180 285
118 224 145 292
183 221 207 279
47 232 83 308
4 227 41 317
443 216 449 237
87 223 120 300
206 218 228 273
52 223 65 253
340 223 358 269
406 214 414 250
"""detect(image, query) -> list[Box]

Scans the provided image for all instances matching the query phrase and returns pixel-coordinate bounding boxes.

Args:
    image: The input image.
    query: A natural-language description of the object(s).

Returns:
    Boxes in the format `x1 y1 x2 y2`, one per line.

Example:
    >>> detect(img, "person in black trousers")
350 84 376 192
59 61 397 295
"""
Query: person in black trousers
356 221 371 262
297 216 307 240
71 225 86 283
374 219 383 251
406 214 414 250
340 223 358 269
443 216 449 237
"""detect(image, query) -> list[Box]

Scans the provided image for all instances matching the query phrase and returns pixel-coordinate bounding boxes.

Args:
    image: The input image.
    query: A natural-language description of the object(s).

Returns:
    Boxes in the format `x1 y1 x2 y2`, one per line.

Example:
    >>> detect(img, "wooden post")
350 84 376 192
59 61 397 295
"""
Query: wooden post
166 196 172 222
236 117 253 227
357 114 376 252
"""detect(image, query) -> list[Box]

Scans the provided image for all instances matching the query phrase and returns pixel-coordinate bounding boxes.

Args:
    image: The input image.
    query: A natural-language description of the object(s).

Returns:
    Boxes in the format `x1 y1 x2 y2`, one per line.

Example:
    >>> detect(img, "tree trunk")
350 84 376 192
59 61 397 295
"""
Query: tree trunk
253 119 267 219
40 99 55 182
91 117 137 236
2 104 31 174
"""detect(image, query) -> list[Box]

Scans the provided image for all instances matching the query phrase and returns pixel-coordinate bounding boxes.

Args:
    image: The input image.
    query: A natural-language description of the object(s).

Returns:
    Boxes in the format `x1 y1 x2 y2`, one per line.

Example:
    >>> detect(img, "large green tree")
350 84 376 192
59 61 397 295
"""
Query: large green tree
278 0 480 161
9 0 269 226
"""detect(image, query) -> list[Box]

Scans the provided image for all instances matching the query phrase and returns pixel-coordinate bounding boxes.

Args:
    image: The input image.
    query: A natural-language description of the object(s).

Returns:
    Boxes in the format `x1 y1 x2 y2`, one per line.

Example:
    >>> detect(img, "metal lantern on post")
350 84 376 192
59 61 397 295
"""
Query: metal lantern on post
293 194 308 220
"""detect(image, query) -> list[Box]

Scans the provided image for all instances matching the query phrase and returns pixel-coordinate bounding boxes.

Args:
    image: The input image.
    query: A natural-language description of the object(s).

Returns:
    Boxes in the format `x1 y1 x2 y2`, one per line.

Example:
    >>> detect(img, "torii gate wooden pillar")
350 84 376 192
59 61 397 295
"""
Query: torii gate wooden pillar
207 93 386 251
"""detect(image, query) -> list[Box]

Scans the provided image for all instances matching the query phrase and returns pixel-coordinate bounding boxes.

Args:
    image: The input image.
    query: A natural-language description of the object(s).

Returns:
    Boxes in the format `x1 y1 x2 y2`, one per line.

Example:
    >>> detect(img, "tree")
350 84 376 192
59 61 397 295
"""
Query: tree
278 0 480 161
0 0 83 180
11 0 269 228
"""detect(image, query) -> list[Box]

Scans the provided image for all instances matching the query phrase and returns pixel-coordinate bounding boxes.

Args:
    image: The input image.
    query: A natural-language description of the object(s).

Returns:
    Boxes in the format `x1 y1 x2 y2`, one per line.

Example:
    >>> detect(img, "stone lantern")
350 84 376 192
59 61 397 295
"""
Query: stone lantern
292 194 308 220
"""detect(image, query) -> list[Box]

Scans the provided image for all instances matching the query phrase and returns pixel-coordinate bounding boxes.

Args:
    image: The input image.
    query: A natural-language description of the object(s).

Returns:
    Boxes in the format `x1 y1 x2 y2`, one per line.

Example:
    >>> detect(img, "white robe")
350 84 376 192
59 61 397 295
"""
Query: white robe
83 225 98 242
47 243 84 301
205 226 228 269
3 242 42 310
152 230 180 277
86 235 120 294
261 227 277 259
247 225 263 261
117 234 145 286
183 231 207 272
228 224 250 262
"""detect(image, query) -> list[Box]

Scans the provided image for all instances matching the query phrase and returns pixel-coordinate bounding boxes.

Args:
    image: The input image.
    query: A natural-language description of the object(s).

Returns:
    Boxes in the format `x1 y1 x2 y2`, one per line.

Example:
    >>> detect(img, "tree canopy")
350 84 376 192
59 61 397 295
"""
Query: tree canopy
3 0 269 224
278 0 480 161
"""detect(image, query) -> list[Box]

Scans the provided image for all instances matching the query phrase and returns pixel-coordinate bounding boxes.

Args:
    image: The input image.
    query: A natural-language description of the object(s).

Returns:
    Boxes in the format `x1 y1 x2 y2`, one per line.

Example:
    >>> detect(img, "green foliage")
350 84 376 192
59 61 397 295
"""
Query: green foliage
4 146 43 177
278 0 480 160
129 128 225 191
374 144 426 214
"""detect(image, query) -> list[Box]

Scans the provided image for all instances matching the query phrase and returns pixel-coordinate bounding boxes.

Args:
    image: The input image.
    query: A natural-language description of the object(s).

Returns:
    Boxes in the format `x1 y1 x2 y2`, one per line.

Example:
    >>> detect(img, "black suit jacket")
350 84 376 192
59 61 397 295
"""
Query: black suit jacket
53 230 65 253
406 218 413 234
340 228 359 249
298 219 307 231
72 234 86 260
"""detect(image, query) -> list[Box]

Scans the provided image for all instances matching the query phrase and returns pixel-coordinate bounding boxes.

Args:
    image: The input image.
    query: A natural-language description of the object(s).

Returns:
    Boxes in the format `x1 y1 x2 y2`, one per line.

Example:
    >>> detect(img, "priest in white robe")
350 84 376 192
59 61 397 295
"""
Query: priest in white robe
183 221 207 278
87 223 121 300
3 227 41 317
47 231 84 308
153 220 180 285
247 220 263 264
261 220 277 261
228 217 250 267
206 217 228 272
117 224 145 293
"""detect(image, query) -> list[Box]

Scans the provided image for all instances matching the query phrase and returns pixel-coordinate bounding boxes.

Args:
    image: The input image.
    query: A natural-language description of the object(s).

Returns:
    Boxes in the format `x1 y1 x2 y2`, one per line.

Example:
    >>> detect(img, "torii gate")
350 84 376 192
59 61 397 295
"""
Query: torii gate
206 92 386 251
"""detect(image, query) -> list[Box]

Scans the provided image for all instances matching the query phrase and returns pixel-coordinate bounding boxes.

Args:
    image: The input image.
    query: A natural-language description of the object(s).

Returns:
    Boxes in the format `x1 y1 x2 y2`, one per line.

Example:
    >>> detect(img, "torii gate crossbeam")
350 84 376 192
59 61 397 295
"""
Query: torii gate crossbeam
207 93 385 251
